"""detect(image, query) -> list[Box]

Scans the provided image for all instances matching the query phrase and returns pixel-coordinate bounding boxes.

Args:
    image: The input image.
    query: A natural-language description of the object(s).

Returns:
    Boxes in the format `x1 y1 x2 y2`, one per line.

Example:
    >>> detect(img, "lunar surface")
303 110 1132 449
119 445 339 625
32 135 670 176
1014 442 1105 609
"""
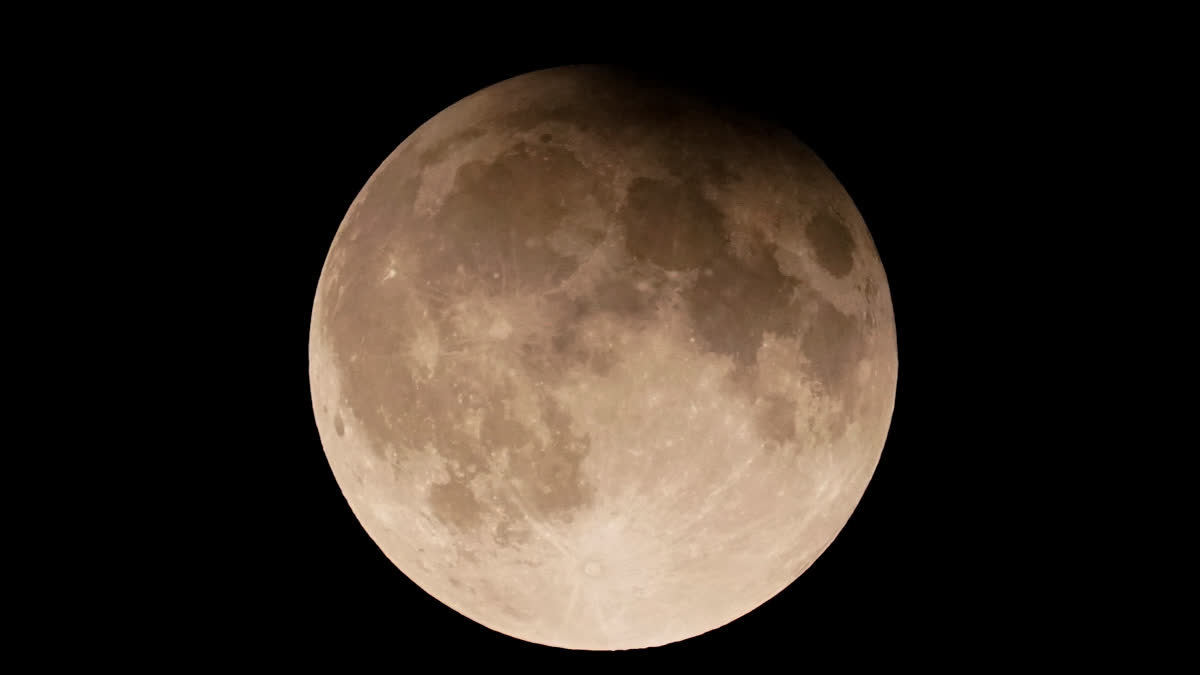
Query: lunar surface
309 66 897 650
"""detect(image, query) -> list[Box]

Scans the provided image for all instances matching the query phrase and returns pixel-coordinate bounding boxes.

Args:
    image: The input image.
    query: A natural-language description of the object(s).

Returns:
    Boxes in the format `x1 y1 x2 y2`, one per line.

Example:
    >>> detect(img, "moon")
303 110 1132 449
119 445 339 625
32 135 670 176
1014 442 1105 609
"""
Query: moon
309 66 897 650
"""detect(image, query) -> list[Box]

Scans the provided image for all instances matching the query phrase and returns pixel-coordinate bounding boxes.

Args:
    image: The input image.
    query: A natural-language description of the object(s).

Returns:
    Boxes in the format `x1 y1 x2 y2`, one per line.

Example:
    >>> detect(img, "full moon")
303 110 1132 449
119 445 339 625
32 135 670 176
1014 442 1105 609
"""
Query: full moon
309 66 897 650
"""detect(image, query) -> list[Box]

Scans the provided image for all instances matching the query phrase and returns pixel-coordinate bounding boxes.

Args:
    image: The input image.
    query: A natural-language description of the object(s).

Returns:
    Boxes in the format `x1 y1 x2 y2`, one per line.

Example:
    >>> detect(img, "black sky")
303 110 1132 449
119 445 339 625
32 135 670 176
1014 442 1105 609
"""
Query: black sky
2 2 1173 662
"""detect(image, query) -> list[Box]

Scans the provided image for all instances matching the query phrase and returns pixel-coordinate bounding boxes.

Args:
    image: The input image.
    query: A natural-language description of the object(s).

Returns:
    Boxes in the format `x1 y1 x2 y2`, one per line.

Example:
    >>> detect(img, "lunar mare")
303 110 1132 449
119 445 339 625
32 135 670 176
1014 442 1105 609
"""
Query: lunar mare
309 66 897 650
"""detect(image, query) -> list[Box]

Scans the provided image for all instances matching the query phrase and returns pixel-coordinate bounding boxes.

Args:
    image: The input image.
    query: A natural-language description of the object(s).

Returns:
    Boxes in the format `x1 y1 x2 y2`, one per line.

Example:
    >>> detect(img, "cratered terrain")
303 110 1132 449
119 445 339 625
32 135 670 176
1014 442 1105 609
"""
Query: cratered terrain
309 65 898 650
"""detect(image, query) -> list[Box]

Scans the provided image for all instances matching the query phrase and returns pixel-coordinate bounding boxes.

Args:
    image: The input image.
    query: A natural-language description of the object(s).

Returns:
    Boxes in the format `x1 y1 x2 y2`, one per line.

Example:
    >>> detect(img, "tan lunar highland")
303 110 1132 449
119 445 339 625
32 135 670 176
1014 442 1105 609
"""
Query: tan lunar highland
308 66 898 650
